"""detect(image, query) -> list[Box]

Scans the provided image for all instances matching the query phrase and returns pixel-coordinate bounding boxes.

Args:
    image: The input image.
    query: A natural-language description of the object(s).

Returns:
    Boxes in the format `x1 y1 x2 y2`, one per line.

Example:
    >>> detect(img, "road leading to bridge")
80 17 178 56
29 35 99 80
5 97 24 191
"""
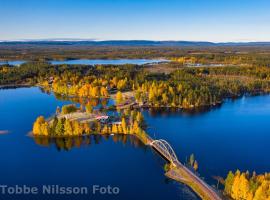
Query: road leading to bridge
136 134 223 200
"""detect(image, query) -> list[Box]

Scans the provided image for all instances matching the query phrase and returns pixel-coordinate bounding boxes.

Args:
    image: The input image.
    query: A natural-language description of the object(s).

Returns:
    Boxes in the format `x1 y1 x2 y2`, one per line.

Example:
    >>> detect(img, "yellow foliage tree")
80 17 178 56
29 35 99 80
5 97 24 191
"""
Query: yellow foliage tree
112 124 118 133
121 118 127 134
64 119 73 136
116 91 123 104
33 116 46 135
101 125 109 134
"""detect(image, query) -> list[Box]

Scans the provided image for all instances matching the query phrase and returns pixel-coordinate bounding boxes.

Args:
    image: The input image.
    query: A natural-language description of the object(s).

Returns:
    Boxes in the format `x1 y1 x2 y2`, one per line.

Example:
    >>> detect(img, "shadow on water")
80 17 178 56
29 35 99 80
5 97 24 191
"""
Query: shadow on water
33 134 147 151
144 104 222 117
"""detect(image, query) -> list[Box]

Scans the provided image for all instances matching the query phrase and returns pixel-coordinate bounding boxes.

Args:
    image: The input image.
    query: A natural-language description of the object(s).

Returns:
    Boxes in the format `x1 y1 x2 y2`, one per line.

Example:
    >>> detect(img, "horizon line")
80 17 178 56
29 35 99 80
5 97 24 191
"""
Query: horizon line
1 38 270 43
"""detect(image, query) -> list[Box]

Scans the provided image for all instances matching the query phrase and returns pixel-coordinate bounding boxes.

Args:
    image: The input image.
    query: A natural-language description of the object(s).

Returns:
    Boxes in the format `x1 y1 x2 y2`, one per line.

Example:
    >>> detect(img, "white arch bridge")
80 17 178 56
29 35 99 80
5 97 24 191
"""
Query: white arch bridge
150 139 179 165
141 136 222 200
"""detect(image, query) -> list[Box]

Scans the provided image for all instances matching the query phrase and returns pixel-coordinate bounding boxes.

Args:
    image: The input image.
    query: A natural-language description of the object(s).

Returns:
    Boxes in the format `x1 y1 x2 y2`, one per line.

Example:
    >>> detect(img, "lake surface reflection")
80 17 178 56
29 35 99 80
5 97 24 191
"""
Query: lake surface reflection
1 87 270 200
0 59 166 66
143 95 270 186
33 135 146 151
0 87 199 200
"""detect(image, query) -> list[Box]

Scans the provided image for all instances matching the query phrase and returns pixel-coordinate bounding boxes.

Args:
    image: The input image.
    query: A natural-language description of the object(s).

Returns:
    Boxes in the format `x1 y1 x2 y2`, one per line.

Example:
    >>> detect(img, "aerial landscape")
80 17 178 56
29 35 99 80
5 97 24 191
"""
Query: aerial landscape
0 0 270 200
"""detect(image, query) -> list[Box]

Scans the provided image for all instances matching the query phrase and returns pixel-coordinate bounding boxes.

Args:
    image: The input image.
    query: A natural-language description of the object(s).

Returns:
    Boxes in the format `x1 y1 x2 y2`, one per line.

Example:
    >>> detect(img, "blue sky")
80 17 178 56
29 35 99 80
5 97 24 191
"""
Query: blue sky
0 0 270 42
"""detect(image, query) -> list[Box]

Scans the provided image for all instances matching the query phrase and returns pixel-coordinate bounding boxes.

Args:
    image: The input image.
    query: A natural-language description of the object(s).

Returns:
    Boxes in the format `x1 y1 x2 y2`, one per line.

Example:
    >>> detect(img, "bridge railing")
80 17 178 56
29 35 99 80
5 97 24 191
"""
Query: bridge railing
150 139 179 165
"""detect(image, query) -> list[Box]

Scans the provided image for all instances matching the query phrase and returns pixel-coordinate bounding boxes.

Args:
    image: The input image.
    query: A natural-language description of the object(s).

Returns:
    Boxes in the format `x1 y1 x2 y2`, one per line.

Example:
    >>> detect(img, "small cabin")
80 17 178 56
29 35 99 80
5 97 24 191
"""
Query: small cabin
96 115 109 123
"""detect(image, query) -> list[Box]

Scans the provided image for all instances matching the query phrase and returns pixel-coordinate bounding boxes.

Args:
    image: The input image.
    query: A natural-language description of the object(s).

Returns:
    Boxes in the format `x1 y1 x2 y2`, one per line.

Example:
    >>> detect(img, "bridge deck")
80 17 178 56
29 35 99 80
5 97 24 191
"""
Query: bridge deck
165 169 188 182
137 134 222 200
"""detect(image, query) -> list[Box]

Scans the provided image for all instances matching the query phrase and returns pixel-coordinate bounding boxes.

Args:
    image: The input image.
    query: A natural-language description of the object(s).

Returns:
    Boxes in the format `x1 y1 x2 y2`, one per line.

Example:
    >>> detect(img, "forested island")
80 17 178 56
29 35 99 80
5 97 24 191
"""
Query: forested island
32 104 147 142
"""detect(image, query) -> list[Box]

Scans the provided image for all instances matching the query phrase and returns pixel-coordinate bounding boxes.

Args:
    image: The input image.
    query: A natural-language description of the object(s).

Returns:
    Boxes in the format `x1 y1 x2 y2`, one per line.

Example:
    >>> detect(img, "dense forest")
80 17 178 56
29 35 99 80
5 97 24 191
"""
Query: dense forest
1 61 270 109
224 170 270 200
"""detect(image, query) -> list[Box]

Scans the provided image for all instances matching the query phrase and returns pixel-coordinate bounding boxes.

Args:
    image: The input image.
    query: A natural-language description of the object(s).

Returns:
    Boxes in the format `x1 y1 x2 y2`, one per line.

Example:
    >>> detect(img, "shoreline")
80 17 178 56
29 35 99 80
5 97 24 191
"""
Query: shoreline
0 83 33 89
1 84 269 111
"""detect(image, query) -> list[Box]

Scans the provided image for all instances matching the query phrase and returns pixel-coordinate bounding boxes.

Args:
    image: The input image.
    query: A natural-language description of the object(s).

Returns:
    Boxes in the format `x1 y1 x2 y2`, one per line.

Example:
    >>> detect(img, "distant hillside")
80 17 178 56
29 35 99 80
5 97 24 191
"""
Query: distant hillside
1 40 270 47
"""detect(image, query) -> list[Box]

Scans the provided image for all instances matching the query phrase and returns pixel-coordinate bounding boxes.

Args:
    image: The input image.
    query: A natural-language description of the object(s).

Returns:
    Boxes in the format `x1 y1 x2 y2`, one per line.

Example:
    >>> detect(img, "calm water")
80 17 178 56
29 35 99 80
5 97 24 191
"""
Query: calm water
144 96 270 184
0 87 270 200
0 60 26 66
0 59 166 66
50 59 165 65
0 87 197 200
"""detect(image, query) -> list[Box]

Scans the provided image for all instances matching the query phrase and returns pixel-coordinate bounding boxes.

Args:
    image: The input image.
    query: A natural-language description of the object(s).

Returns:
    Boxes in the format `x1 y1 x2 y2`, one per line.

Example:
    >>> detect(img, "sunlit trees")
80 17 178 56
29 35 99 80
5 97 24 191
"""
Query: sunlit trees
85 102 93 113
121 118 127 134
33 114 95 136
225 171 235 195
33 116 50 136
64 119 73 136
82 122 91 134
33 116 45 135
3 58 270 109
136 112 144 126
72 121 83 136
116 91 123 104
224 170 270 200
101 125 110 134
133 67 270 109
100 86 109 97
112 124 118 133
55 118 65 136
117 78 128 91
33 108 147 140
52 80 109 99
11 60 270 110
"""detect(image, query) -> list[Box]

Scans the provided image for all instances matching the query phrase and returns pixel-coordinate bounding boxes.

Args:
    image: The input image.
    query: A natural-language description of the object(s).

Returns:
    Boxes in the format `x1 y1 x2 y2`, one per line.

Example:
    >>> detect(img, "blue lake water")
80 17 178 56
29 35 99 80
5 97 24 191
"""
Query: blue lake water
144 96 270 184
0 87 269 200
50 59 165 65
0 59 166 66
0 60 26 66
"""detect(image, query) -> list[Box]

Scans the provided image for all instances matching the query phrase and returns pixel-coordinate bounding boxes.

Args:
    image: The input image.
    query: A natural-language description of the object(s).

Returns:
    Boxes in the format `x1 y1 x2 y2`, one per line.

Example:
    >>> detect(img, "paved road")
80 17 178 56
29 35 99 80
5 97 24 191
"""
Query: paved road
145 135 222 200
175 161 222 200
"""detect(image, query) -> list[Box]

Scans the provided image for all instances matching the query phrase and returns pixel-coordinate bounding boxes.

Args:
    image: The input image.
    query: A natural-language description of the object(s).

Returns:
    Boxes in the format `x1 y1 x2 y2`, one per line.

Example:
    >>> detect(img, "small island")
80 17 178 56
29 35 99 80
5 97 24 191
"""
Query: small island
32 104 148 142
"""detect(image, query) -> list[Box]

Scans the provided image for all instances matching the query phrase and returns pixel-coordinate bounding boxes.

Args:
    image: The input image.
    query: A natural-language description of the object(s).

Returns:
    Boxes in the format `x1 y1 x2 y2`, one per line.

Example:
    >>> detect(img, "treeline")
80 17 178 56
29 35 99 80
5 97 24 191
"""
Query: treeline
134 68 270 108
0 61 141 87
172 53 270 67
0 62 89 85
224 170 270 200
46 64 270 109
2 61 270 109
51 82 109 98
0 62 51 84
197 66 270 79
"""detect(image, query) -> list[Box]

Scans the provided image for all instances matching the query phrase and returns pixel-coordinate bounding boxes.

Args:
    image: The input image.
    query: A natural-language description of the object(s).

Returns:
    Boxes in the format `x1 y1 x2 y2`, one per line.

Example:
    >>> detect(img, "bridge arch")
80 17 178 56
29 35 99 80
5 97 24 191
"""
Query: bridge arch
150 139 178 164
